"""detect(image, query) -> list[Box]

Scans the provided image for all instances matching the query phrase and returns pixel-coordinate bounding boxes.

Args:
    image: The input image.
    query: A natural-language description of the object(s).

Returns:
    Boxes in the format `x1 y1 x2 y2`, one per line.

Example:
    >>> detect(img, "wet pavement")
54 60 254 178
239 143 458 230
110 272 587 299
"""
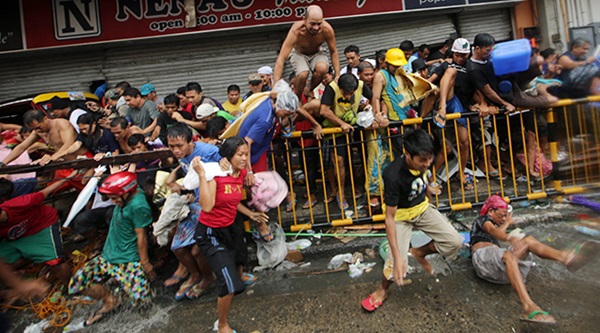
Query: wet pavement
9 204 600 333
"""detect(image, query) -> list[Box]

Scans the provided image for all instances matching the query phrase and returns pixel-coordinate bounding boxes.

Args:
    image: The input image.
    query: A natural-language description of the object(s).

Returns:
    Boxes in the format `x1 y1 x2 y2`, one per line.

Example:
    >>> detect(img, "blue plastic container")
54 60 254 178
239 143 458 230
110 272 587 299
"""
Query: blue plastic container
491 39 532 75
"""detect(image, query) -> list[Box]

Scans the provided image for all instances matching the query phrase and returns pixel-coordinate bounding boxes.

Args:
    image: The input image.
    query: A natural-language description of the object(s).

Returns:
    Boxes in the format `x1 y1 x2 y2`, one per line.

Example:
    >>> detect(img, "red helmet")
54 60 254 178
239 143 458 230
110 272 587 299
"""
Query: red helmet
99 172 138 196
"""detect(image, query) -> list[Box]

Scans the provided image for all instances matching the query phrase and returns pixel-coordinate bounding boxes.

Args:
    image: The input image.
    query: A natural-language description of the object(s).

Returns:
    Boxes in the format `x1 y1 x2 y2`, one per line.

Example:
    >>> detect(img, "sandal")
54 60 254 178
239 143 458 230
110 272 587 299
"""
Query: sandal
163 273 189 288
433 112 446 128
566 240 600 272
285 199 297 212
336 196 349 210
462 173 474 191
302 198 318 209
175 279 199 301
361 294 384 312
243 273 257 285
185 281 209 300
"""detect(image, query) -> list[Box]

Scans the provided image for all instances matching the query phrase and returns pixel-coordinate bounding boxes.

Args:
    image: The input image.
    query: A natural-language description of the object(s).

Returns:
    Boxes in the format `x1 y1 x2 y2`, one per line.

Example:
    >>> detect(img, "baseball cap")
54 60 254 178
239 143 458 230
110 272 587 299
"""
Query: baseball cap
451 38 471 54
248 73 262 84
105 88 120 100
412 59 427 73
257 66 273 75
46 96 71 111
140 83 155 96
196 104 219 119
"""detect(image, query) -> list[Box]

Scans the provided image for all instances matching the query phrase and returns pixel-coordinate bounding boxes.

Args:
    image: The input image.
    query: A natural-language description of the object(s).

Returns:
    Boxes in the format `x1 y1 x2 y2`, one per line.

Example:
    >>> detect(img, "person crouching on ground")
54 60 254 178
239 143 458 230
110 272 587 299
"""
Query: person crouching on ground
193 136 269 333
361 129 463 312
470 194 599 325
68 171 154 326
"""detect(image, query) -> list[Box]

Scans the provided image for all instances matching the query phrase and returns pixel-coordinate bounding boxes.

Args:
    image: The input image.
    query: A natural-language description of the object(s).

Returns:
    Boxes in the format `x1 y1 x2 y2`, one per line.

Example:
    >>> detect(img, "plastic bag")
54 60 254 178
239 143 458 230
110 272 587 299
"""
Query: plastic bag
248 171 288 212
286 239 312 251
327 253 353 270
356 105 375 128
182 161 231 190
255 223 287 268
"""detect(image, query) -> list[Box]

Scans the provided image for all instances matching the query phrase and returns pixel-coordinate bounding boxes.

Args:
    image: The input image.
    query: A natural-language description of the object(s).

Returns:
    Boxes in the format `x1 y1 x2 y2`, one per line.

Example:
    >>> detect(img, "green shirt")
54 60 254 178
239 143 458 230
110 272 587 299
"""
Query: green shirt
102 191 152 264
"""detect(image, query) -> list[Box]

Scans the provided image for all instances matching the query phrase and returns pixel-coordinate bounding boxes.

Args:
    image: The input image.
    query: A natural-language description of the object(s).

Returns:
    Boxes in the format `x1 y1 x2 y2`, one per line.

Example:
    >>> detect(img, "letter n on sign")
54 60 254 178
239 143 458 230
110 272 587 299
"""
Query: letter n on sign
52 0 101 40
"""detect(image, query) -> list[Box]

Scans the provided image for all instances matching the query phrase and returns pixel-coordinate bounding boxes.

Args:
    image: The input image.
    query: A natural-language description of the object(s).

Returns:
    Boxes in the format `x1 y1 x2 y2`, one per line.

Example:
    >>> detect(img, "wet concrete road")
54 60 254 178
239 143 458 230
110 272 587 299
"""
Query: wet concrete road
12 220 600 333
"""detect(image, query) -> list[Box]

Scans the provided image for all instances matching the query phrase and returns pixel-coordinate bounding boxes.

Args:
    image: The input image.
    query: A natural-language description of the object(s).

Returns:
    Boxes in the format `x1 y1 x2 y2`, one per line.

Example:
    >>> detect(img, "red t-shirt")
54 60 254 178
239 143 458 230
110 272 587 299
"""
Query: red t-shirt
199 169 246 228
0 192 58 240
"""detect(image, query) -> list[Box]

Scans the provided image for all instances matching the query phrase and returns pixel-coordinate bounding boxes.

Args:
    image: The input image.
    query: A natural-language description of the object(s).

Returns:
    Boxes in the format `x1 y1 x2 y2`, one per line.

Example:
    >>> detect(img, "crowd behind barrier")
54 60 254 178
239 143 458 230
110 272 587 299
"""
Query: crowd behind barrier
267 95 600 232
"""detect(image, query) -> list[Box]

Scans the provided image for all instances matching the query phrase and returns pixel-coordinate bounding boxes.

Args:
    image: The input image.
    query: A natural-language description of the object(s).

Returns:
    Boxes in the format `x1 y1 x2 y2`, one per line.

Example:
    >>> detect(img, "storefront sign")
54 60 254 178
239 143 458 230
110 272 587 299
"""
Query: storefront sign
0 0 24 52
4 0 521 53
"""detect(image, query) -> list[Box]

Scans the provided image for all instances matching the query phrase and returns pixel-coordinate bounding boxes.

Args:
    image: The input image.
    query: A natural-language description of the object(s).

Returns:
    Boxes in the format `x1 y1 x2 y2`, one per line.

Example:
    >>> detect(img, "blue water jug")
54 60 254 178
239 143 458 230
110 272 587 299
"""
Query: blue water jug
491 39 532 75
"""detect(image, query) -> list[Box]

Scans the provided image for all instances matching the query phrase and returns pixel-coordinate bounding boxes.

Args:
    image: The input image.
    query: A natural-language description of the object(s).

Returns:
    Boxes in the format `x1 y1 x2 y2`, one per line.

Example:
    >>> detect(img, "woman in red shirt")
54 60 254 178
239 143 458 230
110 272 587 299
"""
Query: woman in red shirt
192 136 268 333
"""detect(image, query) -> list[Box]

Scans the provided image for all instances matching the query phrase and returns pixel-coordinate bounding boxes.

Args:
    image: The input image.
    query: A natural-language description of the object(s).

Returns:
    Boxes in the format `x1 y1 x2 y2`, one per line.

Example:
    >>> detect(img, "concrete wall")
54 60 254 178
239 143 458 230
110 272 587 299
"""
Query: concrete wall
537 0 600 52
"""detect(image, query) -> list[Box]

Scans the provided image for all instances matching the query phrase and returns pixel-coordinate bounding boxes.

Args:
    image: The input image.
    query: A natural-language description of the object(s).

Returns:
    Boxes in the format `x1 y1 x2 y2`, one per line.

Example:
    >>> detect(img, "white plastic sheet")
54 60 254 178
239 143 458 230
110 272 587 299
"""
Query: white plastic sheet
62 166 106 228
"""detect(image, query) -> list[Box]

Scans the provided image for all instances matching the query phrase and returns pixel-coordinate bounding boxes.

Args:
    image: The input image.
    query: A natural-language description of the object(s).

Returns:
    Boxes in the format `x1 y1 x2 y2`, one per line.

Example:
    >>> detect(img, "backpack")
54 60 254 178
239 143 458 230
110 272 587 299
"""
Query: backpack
247 171 288 212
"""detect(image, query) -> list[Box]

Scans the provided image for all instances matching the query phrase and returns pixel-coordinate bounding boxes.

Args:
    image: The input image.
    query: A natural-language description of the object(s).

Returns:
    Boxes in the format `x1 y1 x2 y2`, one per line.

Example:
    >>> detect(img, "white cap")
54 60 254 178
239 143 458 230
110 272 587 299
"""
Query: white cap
257 66 273 75
196 104 219 119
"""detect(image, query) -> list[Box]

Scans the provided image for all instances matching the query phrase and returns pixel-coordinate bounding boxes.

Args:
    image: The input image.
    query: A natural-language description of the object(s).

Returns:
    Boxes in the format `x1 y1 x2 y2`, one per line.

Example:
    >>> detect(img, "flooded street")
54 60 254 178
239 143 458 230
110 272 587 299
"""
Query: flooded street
10 218 600 333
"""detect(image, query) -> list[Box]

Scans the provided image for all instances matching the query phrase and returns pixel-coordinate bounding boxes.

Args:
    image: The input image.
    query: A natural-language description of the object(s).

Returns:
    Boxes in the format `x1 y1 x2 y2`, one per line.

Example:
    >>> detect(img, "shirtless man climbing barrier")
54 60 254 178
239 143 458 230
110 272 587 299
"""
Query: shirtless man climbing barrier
273 5 340 100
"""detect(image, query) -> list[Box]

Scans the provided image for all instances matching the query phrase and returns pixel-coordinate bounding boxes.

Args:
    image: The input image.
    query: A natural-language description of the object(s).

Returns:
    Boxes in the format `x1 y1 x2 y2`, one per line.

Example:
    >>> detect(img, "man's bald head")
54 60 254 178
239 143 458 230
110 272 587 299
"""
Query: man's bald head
304 5 324 35
305 5 323 20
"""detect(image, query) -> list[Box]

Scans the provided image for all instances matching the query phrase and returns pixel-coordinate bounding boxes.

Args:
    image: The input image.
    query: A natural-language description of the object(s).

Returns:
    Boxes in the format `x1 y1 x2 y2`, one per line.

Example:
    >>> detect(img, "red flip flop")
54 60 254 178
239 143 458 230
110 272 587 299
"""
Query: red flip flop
361 294 383 312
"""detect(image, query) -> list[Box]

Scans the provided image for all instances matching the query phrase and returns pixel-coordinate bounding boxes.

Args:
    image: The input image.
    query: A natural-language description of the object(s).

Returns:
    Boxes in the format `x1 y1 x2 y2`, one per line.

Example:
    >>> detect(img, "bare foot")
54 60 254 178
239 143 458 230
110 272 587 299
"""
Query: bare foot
410 247 433 275
85 294 120 326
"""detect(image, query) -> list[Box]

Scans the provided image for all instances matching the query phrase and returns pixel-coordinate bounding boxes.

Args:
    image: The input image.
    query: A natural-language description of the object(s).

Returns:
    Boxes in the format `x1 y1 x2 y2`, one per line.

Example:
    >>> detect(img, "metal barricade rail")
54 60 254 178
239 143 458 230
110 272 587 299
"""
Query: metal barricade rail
268 95 600 231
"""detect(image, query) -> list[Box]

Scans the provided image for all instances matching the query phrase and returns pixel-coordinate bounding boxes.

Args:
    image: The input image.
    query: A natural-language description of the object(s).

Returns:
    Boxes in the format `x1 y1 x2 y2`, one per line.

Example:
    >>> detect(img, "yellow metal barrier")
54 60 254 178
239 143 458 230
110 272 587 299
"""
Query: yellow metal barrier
267 96 600 231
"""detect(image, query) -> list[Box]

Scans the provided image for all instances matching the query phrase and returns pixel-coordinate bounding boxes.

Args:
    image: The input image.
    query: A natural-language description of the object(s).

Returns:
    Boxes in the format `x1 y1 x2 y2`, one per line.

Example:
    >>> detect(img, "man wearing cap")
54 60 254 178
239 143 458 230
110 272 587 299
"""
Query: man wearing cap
123 87 159 137
426 38 478 190
46 96 88 133
140 83 161 105
273 5 340 99
258 66 273 91
243 73 264 101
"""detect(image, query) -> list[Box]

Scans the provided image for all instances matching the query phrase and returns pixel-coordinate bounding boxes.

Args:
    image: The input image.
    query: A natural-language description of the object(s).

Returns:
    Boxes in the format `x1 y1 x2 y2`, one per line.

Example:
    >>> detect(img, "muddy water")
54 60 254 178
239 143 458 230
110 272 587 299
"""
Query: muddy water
10 220 600 333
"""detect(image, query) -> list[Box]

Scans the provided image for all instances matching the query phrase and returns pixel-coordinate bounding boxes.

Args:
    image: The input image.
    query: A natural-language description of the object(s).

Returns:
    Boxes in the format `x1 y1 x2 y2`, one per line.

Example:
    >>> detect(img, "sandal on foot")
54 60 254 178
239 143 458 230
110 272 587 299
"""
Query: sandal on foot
325 194 337 204
243 273 257 285
185 281 209 300
163 273 189 288
302 198 318 209
285 199 297 212
175 279 199 301
252 229 275 242
336 196 349 210
520 310 557 325
462 173 474 191
566 240 600 272
433 112 446 128
361 294 384 312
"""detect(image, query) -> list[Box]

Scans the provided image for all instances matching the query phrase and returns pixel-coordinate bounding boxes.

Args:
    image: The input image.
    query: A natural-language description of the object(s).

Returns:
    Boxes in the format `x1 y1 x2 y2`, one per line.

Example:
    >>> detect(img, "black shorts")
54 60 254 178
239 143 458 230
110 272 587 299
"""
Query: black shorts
195 222 245 297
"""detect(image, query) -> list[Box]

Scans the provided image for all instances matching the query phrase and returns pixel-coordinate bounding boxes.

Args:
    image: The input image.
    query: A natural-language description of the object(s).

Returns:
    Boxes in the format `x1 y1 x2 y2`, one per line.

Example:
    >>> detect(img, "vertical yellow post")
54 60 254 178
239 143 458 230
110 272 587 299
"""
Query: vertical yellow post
545 107 562 200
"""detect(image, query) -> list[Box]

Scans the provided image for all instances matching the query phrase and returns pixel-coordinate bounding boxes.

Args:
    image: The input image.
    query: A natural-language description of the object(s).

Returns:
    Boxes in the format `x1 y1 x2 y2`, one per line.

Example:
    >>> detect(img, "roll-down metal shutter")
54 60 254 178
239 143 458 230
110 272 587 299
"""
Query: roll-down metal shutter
0 52 105 102
457 8 513 43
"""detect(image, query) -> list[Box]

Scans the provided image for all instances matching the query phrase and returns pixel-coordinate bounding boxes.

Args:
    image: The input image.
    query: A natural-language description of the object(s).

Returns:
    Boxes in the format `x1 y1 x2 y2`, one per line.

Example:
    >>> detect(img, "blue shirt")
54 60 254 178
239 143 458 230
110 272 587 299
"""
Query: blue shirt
238 98 276 164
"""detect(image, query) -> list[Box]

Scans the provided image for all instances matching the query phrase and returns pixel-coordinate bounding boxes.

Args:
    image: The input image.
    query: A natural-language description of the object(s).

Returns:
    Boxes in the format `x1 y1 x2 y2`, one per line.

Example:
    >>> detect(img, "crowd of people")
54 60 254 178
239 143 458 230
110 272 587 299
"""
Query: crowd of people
1 4 599 332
